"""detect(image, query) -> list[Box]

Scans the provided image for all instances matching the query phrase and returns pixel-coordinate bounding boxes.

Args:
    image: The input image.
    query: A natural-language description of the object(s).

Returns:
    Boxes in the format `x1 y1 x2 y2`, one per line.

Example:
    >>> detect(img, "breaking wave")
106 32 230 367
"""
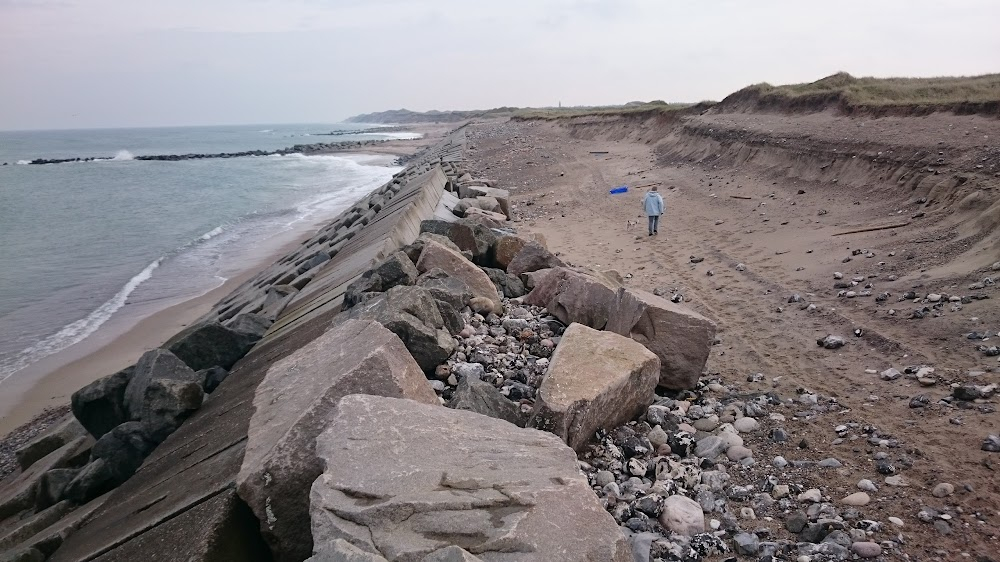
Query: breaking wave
0 258 162 383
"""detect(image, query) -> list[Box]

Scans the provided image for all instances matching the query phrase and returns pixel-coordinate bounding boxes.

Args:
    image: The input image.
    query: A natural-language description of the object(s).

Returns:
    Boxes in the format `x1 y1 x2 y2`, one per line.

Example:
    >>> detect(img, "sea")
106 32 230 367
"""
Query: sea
0 123 413 385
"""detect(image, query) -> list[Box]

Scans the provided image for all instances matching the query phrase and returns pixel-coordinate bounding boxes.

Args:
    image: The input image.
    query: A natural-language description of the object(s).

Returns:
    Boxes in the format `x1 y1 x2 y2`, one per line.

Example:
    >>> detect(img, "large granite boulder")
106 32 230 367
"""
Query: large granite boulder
309 395 631 562
34 469 78 511
15 415 88 471
341 286 457 372
529 323 659 452
61 460 116 506
462 207 507 225
506 242 565 278
523 267 619 330
416 270 473 335
419 220 496 266
237 319 438 562
447 375 526 427
139 379 205 443
71 367 133 439
493 235 531 270
164 315 265 372
481 267 526 299
452 197 502 219
415 240 501 314
606 288 716 390
122 349 200 420
458 186 511 219
401 233 461 266
453 220 499 266
199 366 230 394
343 252 420 310
88 421 158 487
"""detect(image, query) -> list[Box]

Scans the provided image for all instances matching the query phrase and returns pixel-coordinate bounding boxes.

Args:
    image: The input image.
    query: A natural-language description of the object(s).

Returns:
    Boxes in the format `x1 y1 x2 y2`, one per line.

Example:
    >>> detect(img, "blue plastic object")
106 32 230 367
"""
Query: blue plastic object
609 185 628 194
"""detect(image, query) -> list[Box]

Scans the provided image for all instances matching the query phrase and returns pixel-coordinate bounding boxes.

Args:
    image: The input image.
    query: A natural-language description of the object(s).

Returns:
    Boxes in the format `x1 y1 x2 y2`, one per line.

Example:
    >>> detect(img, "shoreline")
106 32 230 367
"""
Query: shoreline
0 125 449 438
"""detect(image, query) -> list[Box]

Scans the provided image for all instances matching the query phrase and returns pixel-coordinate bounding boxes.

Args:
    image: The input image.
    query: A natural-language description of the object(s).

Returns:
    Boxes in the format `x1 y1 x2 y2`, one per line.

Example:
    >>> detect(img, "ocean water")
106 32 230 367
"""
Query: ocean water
0 124 410 384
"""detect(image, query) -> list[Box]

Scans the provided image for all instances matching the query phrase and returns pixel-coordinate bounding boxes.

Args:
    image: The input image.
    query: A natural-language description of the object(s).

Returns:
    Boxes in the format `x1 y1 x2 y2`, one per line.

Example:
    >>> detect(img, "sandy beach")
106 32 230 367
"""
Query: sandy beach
0 125 448 440
461 113 1000 556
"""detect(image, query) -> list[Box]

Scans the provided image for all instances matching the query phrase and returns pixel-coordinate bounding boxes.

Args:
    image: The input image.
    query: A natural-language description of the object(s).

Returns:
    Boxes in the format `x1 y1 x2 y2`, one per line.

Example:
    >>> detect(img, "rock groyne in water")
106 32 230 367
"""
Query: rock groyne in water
12 139 394 166
0 124 728 562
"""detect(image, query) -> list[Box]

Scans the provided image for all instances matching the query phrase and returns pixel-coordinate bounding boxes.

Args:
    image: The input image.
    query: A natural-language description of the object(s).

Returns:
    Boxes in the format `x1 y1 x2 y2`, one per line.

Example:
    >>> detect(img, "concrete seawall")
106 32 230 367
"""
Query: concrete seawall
43 130 469 561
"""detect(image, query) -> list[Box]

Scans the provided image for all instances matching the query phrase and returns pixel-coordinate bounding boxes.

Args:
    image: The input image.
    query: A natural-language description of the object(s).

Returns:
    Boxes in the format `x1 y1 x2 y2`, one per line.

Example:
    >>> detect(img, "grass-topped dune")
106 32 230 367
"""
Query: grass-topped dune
348 72 1000 123
719 72 1000 117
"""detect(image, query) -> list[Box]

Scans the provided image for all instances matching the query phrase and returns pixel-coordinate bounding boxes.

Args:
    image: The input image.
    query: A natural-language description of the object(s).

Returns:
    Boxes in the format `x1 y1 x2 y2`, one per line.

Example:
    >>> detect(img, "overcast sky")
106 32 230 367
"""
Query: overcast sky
2 0 998 130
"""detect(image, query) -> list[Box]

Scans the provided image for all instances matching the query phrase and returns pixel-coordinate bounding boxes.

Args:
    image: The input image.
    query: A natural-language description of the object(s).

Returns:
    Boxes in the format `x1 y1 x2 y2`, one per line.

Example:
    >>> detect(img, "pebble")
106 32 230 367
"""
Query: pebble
726 445 753 461
857 479 878 492
772 456 788 468
733 417 759 432
694 436 726 459
646 425 668 448
797 488 822 503
772 484 790 498
888 516 904 527
931 482 955 497
983 434 1000 452
841 492 870 506
818 335 846 349
880 368 901 381
595 470 615 487
734 532 760 555
885 475 908 487
851 542 882 558
818 457 843 468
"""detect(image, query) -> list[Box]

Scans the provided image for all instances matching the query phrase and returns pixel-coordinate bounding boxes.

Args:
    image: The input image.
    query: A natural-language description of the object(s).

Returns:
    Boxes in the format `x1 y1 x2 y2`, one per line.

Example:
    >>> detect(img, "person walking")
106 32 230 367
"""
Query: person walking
642 186 664 236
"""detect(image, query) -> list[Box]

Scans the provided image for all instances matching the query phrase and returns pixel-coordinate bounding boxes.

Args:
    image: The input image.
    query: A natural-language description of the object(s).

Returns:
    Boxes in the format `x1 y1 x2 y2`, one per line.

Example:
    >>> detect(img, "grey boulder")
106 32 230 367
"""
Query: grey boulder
506 242 565 277
164 315 265 372
448 375 526 427
138 378 204 443
529 323 659 451
416 269 473 335
310 395 631 562
524 267 620 330
236 319 438 562
70 367 133 439
341 285 457 372
343 251 420 310
122 349 199 420
606 288 716 390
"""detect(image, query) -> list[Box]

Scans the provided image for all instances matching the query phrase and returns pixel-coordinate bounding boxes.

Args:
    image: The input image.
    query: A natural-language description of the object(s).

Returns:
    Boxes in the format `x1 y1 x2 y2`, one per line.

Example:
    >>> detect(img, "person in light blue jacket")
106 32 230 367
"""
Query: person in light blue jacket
642 186 664 236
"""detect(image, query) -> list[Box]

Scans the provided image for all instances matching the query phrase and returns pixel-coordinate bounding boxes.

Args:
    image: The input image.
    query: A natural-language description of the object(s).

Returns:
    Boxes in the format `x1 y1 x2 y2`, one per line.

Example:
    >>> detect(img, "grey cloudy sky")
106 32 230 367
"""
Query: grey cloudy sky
2 0 998 130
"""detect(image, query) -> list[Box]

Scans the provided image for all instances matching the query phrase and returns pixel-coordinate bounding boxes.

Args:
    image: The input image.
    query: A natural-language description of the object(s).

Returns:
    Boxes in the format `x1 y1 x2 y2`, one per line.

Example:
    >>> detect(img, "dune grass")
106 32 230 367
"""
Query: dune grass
742 72 1000 107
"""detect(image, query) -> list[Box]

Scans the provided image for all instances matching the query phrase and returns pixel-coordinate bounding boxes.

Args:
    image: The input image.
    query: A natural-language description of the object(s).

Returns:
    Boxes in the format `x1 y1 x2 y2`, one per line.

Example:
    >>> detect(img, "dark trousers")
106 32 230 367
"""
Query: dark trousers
648 215 659 234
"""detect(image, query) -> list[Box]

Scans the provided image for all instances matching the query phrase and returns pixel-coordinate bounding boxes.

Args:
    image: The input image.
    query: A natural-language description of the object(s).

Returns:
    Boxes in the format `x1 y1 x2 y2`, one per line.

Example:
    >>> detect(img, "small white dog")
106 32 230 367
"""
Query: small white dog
626 220 638 231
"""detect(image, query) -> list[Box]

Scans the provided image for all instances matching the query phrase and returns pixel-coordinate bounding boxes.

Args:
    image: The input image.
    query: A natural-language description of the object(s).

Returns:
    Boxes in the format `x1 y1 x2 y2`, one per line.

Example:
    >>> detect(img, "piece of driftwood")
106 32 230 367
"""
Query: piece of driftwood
729 195 752 200
832 222 911 236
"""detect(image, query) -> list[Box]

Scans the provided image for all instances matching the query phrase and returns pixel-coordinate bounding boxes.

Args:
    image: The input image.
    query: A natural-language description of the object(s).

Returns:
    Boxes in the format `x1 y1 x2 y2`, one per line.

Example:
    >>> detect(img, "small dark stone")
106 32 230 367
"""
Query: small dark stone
785 511 808 534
